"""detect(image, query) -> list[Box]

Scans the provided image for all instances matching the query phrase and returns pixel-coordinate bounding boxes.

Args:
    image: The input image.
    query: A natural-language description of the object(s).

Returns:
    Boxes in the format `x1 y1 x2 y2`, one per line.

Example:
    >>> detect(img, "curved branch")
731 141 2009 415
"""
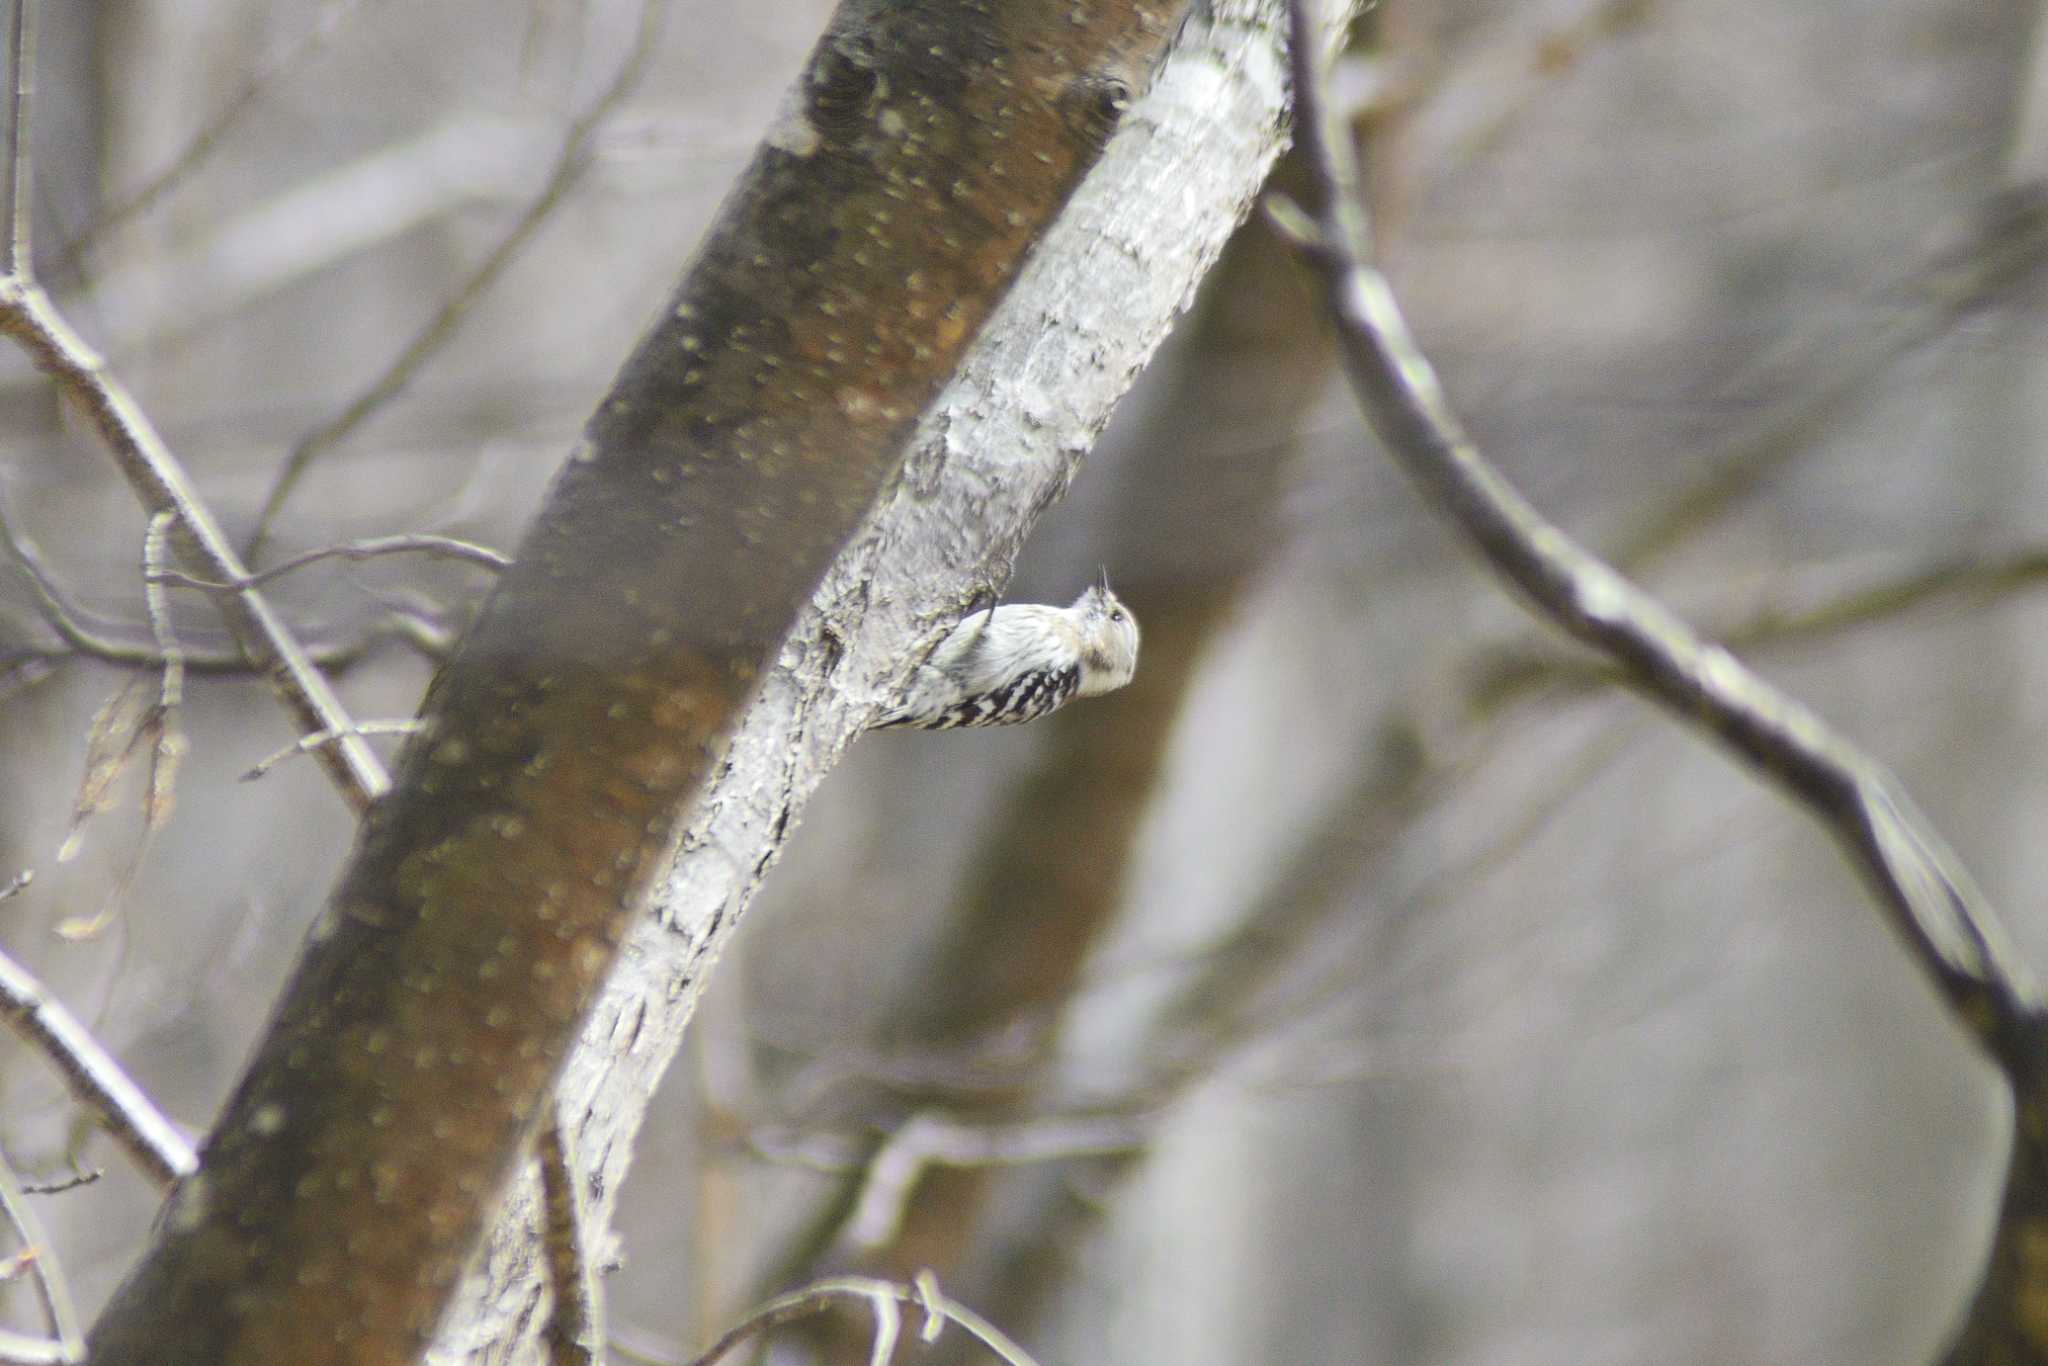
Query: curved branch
1278 0 2046 1084
0 283 387 809
684 1273 1039 1366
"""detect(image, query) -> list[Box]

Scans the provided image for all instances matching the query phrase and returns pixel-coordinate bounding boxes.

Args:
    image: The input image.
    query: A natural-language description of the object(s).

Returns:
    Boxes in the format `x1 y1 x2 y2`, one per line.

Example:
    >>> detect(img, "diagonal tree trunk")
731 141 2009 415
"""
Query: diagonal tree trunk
442 7 1347 1359
85 2 1185 1361
85 1 1336 1362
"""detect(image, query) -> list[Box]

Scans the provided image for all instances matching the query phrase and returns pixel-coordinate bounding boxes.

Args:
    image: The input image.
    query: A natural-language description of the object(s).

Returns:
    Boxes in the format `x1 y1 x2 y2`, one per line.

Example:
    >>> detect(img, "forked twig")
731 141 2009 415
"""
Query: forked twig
0 0 388 812
683 1272 1040 1366
241 719 420 782
0 498 457 674
0 289 389 807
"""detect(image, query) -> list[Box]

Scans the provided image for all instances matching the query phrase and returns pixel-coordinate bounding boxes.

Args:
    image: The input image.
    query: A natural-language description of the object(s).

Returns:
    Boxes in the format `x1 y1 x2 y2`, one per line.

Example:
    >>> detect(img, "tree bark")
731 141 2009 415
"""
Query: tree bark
436 4 1330 1360
85 3 1198 1362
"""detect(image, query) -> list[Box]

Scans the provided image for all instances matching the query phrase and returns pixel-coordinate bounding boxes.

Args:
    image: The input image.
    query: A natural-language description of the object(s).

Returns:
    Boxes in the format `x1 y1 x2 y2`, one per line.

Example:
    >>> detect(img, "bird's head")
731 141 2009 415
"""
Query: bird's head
1070 577 1140 696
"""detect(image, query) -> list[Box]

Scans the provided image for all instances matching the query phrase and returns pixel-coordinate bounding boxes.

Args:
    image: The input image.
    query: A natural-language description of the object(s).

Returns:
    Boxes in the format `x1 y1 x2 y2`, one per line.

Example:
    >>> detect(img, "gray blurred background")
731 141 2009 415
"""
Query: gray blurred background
3 0 2044 1361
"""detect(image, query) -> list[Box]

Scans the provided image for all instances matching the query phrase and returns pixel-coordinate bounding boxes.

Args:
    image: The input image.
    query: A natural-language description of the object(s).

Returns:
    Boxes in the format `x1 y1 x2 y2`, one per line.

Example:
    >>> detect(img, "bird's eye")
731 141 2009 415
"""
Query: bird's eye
1109 609 1125 622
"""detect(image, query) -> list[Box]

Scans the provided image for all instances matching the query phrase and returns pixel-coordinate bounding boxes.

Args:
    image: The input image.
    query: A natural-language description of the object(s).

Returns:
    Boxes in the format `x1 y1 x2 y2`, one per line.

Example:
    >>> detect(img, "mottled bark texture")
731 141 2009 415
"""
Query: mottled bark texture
85 4 1184 1362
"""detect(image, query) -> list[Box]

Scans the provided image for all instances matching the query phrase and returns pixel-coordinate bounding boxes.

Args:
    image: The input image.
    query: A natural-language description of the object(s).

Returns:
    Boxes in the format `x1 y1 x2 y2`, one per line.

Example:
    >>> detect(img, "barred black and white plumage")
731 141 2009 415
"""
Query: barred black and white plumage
875 579 1140 730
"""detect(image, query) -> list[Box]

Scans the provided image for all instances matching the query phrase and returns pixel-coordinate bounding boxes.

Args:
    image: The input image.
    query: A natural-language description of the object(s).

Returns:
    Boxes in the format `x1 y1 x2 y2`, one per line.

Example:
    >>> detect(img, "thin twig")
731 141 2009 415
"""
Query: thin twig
0 0 386 811
245 0 667 559
138 513 183 713
537 1110 604 1366
913 1271 1038 1366
152 532 508 594
18 1170 98 1198
356 588 463 660
241 719 419 782
1 505 198 669
38 516 194 933
0 1151 80 1362
683 1273 1040 1366
0 283 389 808
842 1111 1147 1253
0 885 198 1187
0 498 447 674
0 1326 70 1364
1279 0 2047 1082
137 512 189 841
1471 546 2048 710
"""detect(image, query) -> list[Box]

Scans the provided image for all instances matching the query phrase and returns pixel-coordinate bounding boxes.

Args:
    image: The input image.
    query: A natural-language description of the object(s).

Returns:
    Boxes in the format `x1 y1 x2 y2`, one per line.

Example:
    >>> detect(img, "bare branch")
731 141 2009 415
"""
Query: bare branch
1279 0 2046 1080
0 1327 71 1365
0 281 388 808
0 0 387 811
245 0 666 559
0 883 198 1188
0 499 456 676
152 533 508 595
0 1150 80 1362
1 509 197 669
682 1273 1039 1366
1472 545 2048 711
17 1171 97 1198
842 1111 1147 1254
240 719 420 782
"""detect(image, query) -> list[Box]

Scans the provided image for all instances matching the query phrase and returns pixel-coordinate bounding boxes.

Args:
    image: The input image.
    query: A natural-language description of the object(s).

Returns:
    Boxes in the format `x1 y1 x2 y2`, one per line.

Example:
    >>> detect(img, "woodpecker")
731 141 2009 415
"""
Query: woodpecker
875 577 1140 729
